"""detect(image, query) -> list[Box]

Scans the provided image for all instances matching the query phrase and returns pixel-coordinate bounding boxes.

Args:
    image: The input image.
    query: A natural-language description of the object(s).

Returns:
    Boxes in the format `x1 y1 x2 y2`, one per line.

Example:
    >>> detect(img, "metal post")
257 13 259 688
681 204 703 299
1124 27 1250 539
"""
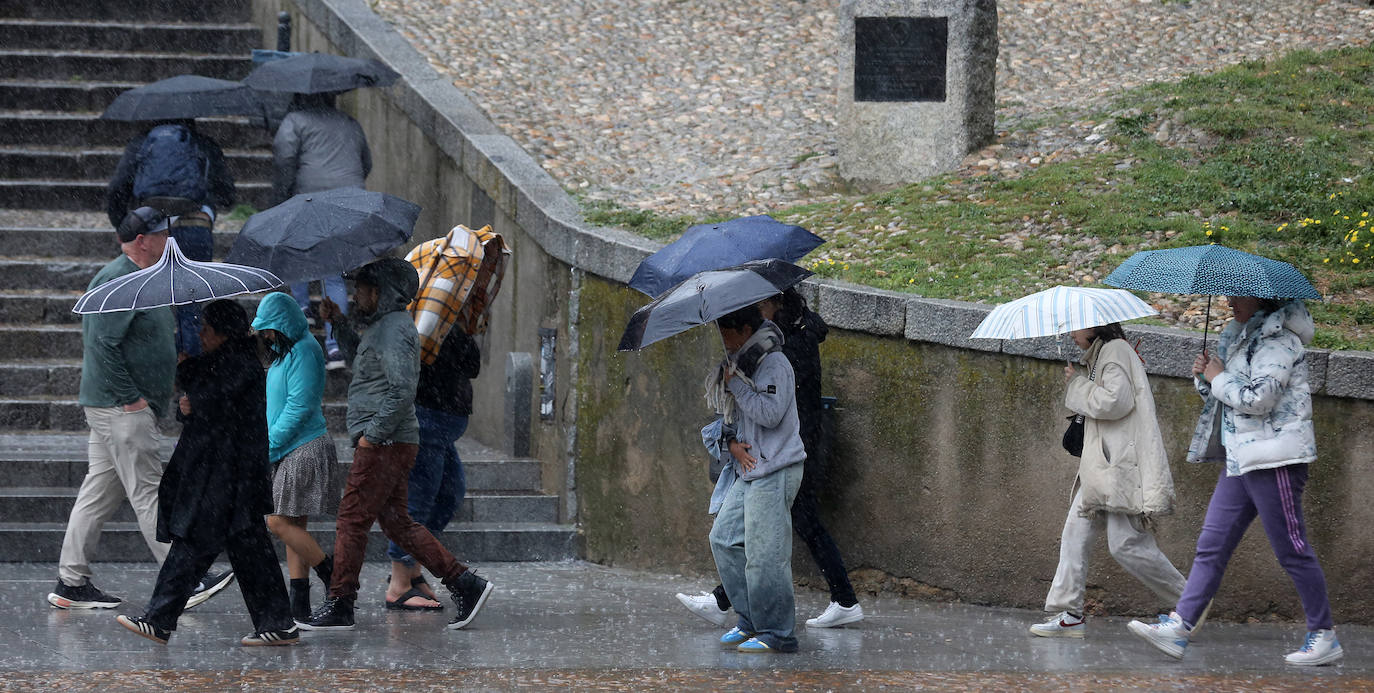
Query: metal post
276 12 291 52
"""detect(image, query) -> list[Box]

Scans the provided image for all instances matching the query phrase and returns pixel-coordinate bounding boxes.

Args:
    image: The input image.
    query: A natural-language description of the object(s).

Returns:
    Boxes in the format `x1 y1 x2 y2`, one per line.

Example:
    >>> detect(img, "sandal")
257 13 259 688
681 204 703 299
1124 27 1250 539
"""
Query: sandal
385 586 444 611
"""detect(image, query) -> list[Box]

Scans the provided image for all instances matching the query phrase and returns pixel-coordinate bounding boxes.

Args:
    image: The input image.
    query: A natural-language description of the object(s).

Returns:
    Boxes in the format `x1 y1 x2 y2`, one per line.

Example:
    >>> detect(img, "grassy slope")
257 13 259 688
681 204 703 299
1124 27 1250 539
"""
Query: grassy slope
588 45 1374 350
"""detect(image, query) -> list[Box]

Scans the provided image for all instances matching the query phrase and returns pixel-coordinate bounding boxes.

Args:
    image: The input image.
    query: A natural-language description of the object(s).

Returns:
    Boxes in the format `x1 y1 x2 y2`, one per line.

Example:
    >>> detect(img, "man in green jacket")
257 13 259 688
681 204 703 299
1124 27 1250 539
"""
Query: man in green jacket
299 257 493 632
48 207 233 611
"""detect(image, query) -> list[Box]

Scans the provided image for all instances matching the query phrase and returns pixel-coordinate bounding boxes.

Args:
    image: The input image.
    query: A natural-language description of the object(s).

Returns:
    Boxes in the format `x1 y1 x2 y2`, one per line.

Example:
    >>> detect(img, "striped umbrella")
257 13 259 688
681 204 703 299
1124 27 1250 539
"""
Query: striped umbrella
73 237 283 314
406 224 510 364
969 286 1157 341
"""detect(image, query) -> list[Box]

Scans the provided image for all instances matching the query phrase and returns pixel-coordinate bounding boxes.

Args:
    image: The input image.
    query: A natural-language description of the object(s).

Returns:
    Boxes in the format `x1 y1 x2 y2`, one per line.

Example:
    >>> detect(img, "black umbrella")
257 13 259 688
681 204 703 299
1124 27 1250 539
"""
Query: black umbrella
100 75 266 121
242 53 400 94
225 187 421 284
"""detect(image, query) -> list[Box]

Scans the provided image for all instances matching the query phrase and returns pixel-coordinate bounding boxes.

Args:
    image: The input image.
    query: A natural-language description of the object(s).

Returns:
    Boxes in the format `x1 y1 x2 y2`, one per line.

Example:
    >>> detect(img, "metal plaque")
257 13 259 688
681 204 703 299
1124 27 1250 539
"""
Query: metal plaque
854 16 948 102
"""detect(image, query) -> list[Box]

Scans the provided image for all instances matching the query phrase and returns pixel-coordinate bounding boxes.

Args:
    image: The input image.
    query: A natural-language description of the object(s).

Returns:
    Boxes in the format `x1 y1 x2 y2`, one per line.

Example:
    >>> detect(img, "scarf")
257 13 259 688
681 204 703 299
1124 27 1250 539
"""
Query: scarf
704 320 784 425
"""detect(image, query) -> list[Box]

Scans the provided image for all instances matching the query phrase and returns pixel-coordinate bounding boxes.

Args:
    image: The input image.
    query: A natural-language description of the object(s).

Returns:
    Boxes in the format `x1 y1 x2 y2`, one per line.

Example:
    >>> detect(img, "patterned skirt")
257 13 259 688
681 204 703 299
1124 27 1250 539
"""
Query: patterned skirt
272 434 342 517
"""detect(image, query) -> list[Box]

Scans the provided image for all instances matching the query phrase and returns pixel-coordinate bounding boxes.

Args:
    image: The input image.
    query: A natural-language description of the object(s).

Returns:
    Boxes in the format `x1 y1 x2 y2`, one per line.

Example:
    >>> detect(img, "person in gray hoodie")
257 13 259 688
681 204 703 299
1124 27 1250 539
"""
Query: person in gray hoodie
299 257 493 632
706 304 805 654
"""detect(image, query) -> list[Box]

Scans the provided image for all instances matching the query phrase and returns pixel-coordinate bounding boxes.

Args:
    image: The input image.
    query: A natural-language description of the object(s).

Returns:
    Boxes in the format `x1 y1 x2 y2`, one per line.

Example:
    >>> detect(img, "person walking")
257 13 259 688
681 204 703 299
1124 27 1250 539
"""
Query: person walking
382 326 481 611
1129 298 1345 666
115 300 298 647
47 207 230 612
707 304 806 654
677 288 863 628
272 92 372 370
251 291 342 621
105 120 236 359
1029 323 1186 638
299 258 493 632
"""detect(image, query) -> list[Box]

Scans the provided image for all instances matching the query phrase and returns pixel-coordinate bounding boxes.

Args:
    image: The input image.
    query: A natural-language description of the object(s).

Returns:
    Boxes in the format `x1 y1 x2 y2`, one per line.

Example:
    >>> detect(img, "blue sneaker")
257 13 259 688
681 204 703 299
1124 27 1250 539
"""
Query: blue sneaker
720 627 752 646
1127 611 1191 659
737 637 774 653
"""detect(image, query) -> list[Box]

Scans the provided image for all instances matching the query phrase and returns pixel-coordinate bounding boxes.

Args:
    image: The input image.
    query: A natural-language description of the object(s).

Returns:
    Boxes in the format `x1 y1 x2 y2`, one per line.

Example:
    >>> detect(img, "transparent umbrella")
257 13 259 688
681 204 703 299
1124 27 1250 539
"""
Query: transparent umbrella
72 237 284 314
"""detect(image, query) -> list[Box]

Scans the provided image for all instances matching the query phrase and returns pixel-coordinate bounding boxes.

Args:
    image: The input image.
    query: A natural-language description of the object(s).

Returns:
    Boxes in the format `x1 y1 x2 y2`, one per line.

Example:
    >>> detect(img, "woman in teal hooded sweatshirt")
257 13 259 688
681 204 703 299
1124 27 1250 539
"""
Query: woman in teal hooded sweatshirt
252 291 341 620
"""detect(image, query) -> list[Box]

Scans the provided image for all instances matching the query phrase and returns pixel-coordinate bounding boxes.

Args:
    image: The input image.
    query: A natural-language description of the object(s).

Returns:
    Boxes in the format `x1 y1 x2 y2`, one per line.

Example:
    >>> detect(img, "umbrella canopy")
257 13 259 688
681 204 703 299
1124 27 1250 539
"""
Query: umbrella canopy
627 215 824 297
73 237 283 314
242 53 400 94
970 286 1158 340
1103 244 1321 299
406 224 511 364
225 187 420 284
618 259 812 351
100 75 266 121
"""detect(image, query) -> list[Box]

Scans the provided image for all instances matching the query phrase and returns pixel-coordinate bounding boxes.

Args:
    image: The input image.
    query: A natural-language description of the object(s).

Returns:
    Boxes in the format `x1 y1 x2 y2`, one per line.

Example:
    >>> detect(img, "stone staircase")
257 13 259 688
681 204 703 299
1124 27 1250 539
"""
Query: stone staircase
0 0 580 562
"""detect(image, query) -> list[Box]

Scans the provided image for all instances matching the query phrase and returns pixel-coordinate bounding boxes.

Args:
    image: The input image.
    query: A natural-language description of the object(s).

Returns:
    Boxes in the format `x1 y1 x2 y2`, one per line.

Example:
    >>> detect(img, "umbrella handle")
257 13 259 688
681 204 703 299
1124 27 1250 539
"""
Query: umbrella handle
1201 295 1212 355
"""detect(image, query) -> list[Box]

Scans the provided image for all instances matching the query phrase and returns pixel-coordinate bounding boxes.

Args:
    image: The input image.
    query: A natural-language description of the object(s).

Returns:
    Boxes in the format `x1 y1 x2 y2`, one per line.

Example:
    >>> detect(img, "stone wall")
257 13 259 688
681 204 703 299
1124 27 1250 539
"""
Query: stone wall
255 0 1374 623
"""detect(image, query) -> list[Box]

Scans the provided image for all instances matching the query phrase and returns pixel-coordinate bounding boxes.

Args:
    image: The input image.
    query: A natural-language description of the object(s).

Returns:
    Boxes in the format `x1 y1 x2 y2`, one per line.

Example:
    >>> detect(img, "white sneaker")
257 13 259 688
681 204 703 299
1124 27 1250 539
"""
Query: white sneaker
1127 611 1191 659
806 601 864 628
1029 611 1085 638
1285 629 1344 666
675 591 731 627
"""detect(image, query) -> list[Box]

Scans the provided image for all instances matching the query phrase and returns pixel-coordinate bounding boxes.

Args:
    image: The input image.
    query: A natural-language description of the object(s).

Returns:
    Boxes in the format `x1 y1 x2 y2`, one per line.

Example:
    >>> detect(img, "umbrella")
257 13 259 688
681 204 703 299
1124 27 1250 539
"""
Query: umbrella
969 286 1158 341
627 215 824 297
100 75 266 121
73 237 283 314
1103 244 1320 350
406 224 511 364
225 187 420 284
618 259 813 352
242 53 400 94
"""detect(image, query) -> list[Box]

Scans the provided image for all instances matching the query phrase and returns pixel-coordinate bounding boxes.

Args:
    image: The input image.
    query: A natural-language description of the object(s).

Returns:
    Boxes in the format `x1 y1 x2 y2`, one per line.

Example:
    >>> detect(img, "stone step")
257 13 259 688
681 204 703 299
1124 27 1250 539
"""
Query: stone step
0 258 120 292
0 359 352 398
0 434 547 491
0 0 253 24
0 227 240 260
0 20 260 54
0 487 559 524
0 50 254 83
0 179 274 212
0 80 132 112
0 521 582 562
0 112 272 148
0 146 272 181
0 324 81 359
0 396 350 432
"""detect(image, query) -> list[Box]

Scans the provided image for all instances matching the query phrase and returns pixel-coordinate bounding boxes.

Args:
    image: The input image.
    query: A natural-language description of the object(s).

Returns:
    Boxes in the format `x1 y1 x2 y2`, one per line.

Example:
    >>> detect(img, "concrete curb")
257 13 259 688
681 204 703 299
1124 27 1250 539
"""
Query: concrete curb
284 0 1374 401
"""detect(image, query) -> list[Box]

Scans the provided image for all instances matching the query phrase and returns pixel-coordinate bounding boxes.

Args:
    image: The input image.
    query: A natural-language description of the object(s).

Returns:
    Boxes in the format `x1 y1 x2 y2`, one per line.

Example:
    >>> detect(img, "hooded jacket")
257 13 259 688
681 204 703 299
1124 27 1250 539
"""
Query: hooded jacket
271 106 372 205
334 257 421 445
251 291 330 463
1187 300 1317 476
1064 337 1175 518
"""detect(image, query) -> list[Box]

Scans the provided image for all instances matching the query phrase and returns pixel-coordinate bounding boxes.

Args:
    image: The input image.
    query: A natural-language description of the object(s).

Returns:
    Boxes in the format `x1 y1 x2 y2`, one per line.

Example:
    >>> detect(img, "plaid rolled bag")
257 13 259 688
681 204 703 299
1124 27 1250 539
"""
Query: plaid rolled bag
407 224 509 364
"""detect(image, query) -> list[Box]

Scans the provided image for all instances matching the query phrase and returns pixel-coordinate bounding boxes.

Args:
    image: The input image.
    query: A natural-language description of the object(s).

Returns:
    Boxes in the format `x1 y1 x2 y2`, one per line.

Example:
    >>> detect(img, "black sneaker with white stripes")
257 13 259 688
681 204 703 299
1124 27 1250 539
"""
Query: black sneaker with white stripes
185 569 236 610
116 614 170 644
241 624 301 647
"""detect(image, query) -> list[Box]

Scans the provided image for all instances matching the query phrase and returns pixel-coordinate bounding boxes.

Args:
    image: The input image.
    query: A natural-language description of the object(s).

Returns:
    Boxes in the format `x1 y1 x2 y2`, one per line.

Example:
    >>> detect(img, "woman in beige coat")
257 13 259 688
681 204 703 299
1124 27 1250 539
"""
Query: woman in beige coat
1029 323 1187 638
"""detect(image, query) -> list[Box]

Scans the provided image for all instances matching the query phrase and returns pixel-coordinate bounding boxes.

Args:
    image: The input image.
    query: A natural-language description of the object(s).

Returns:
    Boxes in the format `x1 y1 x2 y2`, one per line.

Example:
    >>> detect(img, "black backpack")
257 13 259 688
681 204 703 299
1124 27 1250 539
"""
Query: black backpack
133 125 209 203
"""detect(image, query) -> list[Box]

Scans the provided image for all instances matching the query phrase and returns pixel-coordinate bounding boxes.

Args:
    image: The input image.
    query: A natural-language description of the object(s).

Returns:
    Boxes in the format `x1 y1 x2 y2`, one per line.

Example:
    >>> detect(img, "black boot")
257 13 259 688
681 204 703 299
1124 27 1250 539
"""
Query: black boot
289 578 311 621
313 554 333 590
298 596 354 631
444 570 494 631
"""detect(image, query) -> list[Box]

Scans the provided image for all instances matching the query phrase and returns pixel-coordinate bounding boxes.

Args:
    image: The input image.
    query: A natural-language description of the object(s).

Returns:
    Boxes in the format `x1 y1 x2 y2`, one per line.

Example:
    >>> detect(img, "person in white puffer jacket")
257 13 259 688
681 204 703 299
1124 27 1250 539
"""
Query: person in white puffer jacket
1129 298 1345 666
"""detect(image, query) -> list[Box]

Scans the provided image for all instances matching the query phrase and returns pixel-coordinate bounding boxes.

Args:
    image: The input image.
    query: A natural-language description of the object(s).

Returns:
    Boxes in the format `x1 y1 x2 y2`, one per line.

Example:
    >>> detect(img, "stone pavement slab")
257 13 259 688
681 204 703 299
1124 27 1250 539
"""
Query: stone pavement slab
0 561 1369 690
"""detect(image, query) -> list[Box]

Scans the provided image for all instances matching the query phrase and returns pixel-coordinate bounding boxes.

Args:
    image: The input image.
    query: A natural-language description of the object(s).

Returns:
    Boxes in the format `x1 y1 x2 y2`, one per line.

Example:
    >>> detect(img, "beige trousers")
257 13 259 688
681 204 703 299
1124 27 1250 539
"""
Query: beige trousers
58 406 170 585
1044 488 1186 615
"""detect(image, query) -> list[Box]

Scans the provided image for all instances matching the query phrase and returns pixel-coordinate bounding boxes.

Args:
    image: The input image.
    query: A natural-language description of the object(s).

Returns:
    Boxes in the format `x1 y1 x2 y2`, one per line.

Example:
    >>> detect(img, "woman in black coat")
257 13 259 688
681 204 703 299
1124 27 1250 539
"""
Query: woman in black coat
116 300 298 647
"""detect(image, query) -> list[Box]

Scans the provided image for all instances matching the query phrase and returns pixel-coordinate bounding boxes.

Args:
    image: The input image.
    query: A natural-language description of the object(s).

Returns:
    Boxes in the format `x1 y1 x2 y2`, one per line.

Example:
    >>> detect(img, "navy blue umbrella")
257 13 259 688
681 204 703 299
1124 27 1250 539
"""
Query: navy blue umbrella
225 187 419 284
1103 244 1320 350
627 215 824 297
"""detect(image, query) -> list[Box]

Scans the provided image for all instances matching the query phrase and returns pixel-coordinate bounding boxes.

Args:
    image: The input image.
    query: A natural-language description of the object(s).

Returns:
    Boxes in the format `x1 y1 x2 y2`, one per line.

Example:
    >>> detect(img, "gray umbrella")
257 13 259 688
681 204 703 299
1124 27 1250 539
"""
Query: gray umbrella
72 237 284 314
617 259 813 351
241 53 400 94
100 75 266 121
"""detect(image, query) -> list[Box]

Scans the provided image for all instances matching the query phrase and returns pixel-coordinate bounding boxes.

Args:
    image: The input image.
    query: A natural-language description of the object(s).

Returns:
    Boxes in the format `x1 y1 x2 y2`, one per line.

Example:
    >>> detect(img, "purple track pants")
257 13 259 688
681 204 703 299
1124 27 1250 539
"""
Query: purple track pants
1176 464 1333 631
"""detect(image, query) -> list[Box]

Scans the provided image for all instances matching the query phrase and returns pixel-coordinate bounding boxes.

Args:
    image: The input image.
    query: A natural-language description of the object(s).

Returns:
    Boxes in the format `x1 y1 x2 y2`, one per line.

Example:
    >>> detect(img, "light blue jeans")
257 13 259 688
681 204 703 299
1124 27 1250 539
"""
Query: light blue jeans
709 461 803 652
290 276 348 355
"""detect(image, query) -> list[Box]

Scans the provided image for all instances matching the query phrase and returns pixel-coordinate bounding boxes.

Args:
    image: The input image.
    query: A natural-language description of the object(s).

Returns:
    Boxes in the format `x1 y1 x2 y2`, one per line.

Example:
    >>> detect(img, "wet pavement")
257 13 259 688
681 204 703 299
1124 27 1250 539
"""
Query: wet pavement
1 561 1370 690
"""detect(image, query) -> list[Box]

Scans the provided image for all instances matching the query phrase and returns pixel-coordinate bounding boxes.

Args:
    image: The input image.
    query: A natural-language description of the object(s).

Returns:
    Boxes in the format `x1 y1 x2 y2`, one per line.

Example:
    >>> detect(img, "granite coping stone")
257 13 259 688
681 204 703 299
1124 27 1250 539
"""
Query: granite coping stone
280 0 1374 402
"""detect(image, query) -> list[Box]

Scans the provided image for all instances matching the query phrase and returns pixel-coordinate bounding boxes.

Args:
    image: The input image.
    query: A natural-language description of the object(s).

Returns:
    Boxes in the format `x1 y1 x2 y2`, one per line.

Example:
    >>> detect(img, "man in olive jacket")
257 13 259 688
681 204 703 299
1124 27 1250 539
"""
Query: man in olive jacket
300 257 493 632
